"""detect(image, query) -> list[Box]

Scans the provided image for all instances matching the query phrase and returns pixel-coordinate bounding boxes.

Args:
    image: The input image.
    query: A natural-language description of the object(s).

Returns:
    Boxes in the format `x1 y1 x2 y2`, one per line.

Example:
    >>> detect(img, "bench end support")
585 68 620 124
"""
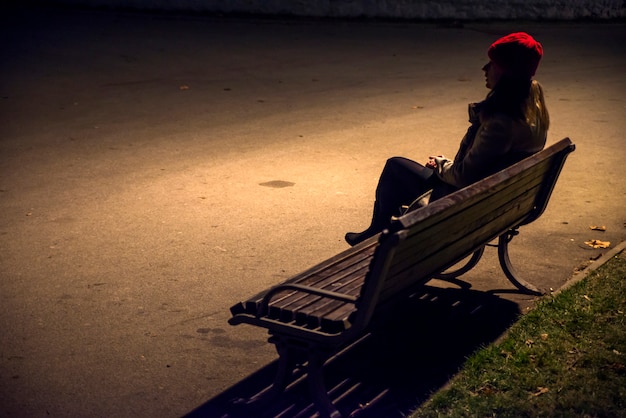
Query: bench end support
498 230 545 296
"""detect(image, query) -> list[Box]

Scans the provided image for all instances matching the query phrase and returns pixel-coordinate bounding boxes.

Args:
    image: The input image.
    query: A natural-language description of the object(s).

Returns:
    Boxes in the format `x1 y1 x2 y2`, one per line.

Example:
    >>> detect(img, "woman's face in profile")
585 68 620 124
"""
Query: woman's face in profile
482 61 504 90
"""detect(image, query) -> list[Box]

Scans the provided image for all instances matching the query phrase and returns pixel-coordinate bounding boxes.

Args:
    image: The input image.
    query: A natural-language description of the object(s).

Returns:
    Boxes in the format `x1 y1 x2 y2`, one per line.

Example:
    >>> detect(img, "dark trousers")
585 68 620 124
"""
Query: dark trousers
375 157 435 220
375 157 457 226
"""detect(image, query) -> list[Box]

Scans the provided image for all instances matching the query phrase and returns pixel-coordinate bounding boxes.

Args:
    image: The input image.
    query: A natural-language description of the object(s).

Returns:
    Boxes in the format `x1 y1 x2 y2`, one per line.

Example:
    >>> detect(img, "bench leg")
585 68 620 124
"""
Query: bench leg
231 339 298 408
231 338 342 417
434 247 484 286
498 230 544 296
306 351 342 418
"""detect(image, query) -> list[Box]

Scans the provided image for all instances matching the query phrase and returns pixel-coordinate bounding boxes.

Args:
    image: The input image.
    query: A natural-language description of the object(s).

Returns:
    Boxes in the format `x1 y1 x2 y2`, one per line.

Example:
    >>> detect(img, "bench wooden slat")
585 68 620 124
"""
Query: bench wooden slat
397 158 553 243
264 248 374 319
270 256 373 321
299 275 366 328
388 184 540 280
379 182 543 304
230 243 377 316
273 265 369 324
289 270 366 319
394 145 568 233
381 197 534 303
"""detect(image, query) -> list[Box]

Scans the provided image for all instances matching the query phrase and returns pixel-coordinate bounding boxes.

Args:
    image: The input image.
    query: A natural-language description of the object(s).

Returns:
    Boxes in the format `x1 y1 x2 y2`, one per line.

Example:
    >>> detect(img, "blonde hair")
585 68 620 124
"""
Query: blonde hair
526 80 550 131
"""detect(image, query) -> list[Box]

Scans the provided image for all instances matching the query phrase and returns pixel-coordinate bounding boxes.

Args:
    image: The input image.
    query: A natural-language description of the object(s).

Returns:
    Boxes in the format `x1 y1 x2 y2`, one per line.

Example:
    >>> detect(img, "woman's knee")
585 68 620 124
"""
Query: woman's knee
385 156 413 168
381 156 425 181
381 156 413 178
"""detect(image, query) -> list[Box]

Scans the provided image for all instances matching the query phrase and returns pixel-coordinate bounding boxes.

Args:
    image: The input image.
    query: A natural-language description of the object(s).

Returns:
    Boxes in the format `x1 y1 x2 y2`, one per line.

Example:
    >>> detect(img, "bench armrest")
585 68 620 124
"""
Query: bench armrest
257 283 358 317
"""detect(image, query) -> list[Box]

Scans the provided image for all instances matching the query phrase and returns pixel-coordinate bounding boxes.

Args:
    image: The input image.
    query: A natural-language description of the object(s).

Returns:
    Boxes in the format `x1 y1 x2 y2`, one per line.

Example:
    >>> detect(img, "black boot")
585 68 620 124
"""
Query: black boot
344 229 378 246
345 201 386 246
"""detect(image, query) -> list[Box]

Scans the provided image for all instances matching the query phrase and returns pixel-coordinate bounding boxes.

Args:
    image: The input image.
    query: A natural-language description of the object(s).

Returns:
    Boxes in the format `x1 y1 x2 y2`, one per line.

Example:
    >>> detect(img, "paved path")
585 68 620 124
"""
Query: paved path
1 6 624 417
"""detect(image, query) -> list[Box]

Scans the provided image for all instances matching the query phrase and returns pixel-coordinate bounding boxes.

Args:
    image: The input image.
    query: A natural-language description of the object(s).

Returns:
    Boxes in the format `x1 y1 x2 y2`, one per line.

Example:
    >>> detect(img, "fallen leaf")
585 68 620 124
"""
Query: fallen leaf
584 239 610 249
531 387 550 397
179 84 189 90
589 225 606 231
525 339 534 347
540 333 549 341
477 385 497 396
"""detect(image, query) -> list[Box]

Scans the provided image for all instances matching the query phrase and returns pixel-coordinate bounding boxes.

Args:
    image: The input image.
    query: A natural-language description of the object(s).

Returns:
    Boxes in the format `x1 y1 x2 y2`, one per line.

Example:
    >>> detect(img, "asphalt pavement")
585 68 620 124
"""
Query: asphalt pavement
1 5 625 417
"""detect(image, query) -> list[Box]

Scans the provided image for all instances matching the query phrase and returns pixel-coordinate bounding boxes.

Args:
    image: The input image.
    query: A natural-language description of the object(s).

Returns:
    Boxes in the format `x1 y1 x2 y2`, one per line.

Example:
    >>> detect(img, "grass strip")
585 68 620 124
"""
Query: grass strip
412 250 626 418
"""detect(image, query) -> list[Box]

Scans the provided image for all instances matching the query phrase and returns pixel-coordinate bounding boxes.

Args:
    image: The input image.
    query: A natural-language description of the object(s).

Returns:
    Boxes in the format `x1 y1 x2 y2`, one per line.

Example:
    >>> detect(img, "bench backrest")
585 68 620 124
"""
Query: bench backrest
352 137 575 329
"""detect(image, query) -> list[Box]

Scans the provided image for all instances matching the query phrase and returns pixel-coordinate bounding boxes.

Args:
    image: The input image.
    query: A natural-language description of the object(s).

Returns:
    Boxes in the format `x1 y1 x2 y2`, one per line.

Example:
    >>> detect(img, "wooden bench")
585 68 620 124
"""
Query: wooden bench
228 137 575 418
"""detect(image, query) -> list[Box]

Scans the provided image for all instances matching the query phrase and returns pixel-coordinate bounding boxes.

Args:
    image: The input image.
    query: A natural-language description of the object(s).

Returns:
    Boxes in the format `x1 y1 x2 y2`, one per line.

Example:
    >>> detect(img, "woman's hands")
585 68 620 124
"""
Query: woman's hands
426 155 444 169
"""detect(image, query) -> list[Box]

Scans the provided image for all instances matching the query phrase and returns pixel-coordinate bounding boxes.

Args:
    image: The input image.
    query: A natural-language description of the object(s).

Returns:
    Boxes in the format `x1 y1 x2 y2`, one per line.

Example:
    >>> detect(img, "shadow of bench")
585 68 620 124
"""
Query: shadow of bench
187 285 521 417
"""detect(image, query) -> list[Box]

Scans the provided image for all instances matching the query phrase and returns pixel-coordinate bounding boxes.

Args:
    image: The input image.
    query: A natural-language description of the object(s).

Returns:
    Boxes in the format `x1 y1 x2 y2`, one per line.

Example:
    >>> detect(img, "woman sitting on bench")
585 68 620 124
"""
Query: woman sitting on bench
345 32 551 246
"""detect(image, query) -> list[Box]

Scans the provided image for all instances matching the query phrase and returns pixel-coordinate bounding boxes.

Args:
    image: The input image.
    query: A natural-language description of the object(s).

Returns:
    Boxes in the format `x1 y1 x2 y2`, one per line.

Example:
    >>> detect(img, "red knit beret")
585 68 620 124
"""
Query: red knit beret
488 32 543 79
